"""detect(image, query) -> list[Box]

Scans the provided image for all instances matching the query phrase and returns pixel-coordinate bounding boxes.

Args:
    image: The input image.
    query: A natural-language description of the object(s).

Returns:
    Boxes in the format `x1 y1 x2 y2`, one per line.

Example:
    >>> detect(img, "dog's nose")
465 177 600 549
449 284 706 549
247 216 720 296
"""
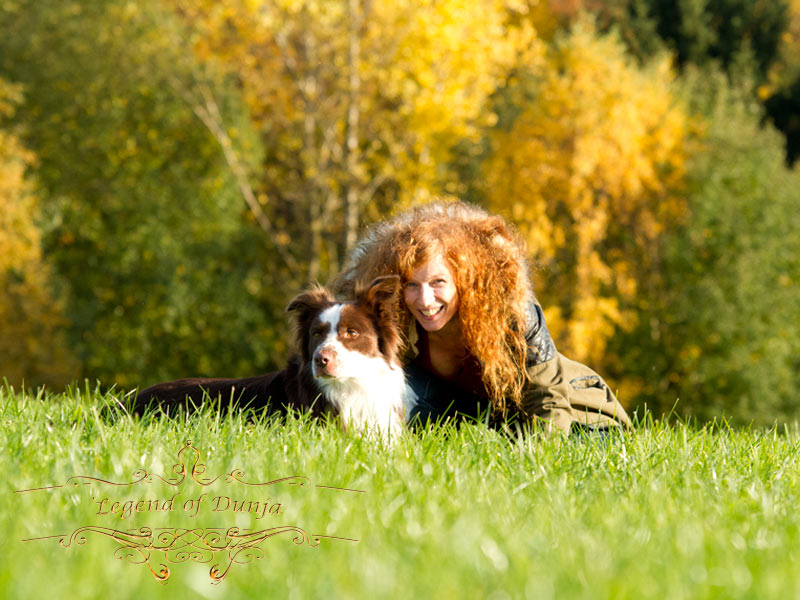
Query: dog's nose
314 347 340 375
315 350 332 367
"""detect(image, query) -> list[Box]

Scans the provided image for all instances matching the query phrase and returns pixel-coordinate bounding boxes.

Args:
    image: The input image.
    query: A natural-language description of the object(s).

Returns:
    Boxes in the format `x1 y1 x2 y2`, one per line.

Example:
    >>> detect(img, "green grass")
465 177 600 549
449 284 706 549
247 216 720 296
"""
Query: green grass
2 384 799 599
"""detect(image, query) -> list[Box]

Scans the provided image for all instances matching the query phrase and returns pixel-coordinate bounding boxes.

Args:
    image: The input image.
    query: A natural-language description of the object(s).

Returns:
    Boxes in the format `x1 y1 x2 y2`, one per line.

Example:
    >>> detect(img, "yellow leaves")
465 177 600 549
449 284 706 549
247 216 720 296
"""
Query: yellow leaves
0 80 23 117
368 0 540 140
0 98 38 274
122 2 140 18
484 18 690 366
364 0 540 194
166 0 542 208
549 23 684 204
567 295 625 362
274 231 292 246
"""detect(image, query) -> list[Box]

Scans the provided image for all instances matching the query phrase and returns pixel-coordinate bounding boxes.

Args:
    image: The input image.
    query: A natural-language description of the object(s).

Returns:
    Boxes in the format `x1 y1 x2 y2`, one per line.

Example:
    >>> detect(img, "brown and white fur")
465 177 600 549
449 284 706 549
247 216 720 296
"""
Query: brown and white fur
131 276 408 440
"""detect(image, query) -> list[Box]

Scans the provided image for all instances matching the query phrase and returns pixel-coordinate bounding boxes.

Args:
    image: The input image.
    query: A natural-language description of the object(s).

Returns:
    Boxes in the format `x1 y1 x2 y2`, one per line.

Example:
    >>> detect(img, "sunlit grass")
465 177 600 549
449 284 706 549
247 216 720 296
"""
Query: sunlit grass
2 384 799 599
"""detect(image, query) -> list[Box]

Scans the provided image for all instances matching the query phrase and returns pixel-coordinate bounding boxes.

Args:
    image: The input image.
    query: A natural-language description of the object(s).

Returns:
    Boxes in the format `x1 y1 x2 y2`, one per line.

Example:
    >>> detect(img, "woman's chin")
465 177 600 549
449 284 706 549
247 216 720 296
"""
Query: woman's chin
417 319 445 332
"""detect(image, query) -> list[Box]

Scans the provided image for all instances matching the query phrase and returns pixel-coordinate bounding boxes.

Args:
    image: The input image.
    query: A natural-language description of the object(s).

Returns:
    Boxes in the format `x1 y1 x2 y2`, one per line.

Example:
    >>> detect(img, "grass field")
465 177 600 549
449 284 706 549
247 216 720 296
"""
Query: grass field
2 384 799 599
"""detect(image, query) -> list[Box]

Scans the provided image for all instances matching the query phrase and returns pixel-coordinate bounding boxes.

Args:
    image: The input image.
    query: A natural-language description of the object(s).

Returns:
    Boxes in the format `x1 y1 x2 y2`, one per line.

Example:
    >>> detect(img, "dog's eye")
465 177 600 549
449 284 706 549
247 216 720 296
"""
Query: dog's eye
312 331 323 338
345 329 359 338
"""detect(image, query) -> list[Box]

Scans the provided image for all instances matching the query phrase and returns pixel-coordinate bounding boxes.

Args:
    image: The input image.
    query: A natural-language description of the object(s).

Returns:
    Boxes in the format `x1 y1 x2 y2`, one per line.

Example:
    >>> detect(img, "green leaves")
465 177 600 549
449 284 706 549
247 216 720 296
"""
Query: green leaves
0 1 286 387
0 77 77 388
616 71 800 424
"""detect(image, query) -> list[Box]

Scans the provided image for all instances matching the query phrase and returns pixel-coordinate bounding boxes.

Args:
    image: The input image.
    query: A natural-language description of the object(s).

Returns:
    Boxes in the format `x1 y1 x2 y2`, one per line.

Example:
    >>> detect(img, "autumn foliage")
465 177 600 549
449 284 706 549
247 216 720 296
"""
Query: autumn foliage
484 19 689 368
166 0 541 282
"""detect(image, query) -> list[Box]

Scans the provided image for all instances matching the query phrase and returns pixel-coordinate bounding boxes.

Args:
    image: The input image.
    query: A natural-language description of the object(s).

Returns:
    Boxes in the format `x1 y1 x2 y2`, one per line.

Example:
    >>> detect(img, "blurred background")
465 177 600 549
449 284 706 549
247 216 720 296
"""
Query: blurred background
1 0 798 425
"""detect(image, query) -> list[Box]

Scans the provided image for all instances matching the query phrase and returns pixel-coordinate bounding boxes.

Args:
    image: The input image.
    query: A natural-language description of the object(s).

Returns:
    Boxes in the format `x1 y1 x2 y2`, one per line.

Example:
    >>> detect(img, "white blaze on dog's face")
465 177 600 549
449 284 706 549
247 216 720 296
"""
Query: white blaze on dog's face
309 304 386 381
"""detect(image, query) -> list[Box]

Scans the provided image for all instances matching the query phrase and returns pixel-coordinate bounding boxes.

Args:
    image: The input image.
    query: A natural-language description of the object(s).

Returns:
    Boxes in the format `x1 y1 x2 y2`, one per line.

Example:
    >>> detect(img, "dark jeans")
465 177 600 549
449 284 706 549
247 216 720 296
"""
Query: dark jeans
404 363 492 427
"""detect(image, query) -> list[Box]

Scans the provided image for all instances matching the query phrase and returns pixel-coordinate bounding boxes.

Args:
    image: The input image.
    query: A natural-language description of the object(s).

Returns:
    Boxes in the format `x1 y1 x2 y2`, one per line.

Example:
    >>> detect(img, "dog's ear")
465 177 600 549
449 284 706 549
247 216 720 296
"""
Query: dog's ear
286 285 335 315
287 285 335 361
356 275 403 364
355 275 401 308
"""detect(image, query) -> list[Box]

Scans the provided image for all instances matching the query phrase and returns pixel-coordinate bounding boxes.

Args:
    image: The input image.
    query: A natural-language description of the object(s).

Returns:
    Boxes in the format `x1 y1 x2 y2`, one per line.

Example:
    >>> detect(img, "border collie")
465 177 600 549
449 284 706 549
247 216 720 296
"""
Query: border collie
132 276 408 439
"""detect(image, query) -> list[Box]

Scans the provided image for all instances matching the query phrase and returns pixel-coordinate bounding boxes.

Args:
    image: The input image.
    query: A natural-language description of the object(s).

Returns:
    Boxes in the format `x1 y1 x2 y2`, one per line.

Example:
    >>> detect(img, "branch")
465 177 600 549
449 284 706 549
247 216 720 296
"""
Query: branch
169 76 297 271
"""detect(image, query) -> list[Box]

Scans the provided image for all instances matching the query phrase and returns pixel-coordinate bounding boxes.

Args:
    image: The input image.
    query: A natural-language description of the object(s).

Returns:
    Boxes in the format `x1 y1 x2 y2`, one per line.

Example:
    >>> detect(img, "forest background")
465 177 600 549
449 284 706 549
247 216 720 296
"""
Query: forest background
1 0 799 426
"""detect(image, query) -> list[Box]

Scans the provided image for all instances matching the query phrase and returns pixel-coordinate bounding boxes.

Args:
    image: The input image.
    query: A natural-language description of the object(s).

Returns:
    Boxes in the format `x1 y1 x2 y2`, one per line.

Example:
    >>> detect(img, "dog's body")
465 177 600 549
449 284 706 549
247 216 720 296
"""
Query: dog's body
133 277 408 439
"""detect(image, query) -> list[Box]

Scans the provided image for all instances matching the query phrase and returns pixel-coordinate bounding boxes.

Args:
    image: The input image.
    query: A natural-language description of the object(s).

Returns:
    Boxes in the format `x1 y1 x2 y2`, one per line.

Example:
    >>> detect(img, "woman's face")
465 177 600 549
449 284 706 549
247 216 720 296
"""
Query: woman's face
403 254 460 333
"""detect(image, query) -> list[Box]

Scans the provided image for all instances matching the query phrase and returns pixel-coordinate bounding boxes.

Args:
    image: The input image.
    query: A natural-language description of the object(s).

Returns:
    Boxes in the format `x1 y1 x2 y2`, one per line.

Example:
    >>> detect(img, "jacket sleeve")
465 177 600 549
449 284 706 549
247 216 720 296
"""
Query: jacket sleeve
520 301 633 432
520 302 574 435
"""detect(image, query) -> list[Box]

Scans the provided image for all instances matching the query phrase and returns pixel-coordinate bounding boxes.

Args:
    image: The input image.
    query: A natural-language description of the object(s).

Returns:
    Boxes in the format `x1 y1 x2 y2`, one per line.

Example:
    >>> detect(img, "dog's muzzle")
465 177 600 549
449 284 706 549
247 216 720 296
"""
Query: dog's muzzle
313 346 341 378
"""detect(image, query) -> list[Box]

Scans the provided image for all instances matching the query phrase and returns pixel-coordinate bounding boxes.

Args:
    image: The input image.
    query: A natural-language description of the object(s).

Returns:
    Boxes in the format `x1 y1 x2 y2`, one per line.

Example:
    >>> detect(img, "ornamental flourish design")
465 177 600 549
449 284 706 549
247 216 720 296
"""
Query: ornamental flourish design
31 525 328 583
14 440 328 493
15 440 363 584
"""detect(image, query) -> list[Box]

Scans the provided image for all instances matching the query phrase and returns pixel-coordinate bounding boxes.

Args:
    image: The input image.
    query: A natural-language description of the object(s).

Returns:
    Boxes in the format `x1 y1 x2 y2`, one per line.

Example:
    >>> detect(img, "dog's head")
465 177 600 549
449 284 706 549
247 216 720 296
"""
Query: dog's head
286 276 402 380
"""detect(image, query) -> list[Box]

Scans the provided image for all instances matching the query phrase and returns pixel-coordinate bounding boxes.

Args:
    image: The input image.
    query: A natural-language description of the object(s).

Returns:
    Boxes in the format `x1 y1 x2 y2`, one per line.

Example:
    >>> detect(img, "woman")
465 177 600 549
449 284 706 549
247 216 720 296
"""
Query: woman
332 201 632 435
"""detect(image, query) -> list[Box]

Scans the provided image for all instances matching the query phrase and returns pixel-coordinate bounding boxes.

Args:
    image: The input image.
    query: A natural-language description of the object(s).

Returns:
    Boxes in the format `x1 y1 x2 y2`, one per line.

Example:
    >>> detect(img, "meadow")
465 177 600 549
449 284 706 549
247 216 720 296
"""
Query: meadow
2 384 799 599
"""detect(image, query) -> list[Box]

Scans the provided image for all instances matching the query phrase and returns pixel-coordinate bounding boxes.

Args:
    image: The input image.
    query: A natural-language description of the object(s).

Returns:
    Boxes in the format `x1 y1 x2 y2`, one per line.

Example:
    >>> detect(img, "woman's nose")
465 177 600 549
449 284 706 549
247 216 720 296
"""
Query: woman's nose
420 284 435 305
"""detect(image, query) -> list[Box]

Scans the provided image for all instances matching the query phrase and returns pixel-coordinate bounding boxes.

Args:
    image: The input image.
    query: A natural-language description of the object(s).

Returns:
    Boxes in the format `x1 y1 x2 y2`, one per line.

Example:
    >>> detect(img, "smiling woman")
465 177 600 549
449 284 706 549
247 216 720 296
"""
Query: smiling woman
403 255 460 334
332 201 632 435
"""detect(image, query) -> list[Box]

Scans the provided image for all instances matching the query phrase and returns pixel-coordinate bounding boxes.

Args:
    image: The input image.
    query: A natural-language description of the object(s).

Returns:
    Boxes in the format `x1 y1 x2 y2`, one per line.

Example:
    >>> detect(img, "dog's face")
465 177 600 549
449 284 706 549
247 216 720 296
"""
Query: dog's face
308 303 384 379
286 276 402 381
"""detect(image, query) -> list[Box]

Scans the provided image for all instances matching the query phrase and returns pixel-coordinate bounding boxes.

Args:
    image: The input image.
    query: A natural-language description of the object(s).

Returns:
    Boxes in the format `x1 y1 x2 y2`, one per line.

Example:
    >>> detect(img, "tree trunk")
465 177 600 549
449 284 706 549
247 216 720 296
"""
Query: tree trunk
344 0 362 253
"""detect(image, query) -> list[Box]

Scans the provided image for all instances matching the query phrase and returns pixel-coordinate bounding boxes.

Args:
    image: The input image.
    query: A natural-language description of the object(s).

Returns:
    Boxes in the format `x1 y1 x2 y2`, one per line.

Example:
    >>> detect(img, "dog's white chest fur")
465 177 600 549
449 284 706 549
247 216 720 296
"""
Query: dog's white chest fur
316 361 407 439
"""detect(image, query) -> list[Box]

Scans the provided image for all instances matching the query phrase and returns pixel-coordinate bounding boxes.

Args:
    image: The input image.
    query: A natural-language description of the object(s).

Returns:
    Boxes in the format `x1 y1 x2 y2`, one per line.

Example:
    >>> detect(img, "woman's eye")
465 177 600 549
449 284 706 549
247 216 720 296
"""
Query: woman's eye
405 282 419 289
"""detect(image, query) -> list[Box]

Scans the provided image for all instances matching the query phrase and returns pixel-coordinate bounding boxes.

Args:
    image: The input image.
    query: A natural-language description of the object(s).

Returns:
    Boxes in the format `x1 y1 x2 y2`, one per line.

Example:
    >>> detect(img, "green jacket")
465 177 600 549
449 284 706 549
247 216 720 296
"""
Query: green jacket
523 351 632 435
520 301 632 434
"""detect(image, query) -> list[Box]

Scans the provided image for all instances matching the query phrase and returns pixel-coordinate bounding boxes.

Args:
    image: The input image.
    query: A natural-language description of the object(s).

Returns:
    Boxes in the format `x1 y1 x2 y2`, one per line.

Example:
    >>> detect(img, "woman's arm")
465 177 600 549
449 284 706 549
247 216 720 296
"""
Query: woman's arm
521 301 632 433
521 354 575 436
520 301 575 435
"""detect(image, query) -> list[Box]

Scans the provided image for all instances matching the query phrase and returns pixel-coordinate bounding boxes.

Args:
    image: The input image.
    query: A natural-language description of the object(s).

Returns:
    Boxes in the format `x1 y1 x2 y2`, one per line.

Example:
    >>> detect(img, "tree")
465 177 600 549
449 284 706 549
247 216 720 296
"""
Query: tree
482 19 689 374
0 78 77 388
764 0 800 165
0 1 287 387
558 0 798 165
614 70 800 424
559 0 790 81
165 0 541 283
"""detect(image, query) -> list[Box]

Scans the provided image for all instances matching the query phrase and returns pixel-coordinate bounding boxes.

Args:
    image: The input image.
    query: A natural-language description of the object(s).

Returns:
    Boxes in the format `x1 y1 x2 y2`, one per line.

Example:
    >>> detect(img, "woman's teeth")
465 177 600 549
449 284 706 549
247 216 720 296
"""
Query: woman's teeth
421 307 442 317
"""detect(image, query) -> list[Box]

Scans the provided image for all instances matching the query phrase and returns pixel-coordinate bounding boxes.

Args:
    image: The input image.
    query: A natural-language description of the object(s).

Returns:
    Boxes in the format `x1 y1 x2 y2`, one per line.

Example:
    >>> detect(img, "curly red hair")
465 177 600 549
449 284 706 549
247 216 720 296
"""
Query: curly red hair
332 201 535 412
